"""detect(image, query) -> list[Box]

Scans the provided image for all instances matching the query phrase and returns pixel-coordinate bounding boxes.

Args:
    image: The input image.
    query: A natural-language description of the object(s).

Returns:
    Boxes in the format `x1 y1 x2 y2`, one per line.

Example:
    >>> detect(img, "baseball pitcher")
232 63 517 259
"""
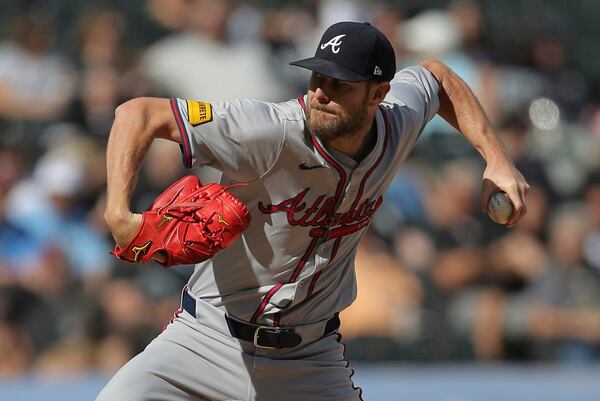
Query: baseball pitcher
98 22 529 401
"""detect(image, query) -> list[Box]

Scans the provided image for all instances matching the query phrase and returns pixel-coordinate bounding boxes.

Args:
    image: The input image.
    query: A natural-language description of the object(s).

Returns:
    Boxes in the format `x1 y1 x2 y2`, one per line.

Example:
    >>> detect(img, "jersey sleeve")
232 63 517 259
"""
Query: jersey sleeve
382 65 440 131
169 98 285 182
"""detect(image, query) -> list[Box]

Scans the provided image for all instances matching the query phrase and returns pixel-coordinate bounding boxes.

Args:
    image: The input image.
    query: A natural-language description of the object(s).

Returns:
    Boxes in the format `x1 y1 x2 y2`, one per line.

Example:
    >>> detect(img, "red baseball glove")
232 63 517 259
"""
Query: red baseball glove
112 175 250 267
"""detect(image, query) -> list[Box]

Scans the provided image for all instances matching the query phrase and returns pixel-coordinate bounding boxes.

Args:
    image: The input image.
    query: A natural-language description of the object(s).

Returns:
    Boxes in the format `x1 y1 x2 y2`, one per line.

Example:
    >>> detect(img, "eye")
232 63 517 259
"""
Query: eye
336 81 353 92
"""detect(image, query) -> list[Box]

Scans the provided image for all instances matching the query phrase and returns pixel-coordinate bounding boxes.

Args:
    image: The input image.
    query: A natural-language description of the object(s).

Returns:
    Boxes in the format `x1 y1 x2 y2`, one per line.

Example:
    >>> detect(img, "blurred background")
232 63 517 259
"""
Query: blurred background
1 0 600 400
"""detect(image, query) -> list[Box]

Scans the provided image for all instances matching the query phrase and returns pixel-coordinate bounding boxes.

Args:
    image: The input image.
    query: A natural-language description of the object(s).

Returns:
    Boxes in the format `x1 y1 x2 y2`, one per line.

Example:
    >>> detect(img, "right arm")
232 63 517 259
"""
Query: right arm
104 97 180 247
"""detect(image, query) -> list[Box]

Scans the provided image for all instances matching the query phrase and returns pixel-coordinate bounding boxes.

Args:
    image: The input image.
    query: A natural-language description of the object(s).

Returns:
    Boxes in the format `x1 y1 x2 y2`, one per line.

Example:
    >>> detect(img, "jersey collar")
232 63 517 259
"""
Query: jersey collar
298 95 388 173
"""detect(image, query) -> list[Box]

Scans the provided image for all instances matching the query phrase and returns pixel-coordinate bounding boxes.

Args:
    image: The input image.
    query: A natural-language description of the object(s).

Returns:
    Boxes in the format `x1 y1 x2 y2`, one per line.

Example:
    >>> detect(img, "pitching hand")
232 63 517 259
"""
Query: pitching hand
481 158 530 228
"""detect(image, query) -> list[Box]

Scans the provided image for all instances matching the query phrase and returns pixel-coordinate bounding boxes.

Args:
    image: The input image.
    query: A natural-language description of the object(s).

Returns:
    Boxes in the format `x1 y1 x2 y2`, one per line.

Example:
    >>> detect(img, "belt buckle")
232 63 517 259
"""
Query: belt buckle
253 326 290 349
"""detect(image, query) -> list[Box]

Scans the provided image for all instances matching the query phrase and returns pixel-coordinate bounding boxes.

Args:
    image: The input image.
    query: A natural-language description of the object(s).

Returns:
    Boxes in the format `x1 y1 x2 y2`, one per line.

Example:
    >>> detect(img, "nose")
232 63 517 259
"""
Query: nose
314 87 329 104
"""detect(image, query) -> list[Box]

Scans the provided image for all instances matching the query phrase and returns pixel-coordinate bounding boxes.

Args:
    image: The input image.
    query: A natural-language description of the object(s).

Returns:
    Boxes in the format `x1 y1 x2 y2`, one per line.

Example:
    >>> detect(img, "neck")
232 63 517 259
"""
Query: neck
326 115 377 162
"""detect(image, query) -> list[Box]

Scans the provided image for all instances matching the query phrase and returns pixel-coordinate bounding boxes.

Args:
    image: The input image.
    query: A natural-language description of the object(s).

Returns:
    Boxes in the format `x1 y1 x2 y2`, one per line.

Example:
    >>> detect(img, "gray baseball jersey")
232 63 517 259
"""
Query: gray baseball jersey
170 65 439 327
97 66 440 401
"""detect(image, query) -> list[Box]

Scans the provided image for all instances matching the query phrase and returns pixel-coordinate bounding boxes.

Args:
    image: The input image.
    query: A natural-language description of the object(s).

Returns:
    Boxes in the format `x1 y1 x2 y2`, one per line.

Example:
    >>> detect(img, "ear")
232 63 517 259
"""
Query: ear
369 82 390 106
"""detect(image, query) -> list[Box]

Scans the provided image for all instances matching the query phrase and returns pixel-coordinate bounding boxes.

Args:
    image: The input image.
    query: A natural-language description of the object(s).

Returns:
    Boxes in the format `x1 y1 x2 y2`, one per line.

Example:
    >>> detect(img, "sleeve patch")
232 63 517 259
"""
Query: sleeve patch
186 99 213 126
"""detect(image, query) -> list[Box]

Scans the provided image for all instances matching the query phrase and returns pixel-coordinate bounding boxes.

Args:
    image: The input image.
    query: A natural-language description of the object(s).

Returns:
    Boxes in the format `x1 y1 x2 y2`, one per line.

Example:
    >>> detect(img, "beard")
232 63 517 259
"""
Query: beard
306 98 370 142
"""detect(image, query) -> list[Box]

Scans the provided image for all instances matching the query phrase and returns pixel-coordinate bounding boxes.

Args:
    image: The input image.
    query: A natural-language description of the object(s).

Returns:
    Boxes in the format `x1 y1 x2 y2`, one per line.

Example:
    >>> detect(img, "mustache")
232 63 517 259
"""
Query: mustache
309 104 337 115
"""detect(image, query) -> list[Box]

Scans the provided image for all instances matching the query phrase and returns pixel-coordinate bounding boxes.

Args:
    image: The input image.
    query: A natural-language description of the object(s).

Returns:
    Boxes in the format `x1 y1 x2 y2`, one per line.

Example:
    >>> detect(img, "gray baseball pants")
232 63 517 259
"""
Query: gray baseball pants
95 294 363 401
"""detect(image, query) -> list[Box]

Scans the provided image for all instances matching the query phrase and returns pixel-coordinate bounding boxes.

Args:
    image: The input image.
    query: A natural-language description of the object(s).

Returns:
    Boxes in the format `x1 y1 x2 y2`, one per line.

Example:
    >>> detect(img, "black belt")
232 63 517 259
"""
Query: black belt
182 290 340 349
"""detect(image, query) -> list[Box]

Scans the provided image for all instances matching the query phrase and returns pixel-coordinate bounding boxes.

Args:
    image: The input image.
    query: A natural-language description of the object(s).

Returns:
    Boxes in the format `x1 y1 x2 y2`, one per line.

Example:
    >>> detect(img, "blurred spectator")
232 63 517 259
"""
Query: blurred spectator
3 137 112 286
448 0 488 60
449 204 600 362
526 204 600 361
259 6 317 93
0 322 32 375
583 175 600 272
526 117 600 199
76 9 127 70
66 8 150 138
0 14 75 124
341 233 423 360
341 233 422 338
370 3 406 62
528 34 589 121
401 8 498 159
68 66 122 137
317 0 365 29
0 146 46 283
141 0 293 101
145 0 190 32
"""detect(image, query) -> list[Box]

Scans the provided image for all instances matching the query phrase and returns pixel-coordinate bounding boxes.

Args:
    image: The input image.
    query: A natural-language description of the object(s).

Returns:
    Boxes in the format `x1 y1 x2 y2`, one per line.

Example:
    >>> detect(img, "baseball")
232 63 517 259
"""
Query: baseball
488 192 513 224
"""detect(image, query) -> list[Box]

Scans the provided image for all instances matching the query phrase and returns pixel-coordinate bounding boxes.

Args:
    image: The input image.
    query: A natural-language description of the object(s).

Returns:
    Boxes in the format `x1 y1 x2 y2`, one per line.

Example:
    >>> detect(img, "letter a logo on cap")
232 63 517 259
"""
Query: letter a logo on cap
320 34 346 54
374 66 383 76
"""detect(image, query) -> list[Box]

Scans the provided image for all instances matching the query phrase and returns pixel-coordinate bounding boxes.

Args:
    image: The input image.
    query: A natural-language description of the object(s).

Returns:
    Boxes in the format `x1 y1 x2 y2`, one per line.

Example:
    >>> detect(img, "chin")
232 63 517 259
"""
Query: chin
310 123 344 141
307 108 355 140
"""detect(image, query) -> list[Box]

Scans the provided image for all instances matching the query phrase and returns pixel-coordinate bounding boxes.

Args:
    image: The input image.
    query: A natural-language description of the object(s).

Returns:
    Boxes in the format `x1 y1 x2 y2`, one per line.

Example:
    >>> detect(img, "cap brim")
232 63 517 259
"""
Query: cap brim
290 57 368 82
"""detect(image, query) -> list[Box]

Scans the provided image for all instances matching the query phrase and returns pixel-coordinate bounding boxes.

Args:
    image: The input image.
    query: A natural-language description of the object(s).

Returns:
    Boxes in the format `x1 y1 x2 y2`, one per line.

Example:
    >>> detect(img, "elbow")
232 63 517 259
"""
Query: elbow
114 97 149 121
112 97 155 137
112 97 177 142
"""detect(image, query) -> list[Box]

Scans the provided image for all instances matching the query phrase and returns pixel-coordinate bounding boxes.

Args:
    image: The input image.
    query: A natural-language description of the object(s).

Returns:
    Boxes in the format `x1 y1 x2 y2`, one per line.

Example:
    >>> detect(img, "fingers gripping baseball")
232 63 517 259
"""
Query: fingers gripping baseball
111 176 251 267
481 161 530 227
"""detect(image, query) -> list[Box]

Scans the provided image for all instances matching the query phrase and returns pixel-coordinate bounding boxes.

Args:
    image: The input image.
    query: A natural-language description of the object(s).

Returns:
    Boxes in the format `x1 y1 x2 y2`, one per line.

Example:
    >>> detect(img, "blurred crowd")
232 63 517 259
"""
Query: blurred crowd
1 0 600 376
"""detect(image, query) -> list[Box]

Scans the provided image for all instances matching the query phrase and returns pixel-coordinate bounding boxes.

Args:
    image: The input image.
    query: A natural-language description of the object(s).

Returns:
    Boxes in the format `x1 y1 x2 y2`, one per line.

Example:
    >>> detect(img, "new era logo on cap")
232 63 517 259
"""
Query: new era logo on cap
290 21 396 82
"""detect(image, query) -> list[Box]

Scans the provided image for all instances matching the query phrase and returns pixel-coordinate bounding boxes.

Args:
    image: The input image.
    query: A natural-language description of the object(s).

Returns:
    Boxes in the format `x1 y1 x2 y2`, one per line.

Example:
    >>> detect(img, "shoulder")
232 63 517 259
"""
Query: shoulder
214 97 304 125
270 97 306 122
390 65 440 89
383 65 440 107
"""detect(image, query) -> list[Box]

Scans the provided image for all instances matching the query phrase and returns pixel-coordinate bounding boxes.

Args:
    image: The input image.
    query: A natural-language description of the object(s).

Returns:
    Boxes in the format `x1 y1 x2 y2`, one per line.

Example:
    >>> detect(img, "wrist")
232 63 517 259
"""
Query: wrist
480 134 510 166
483 149 509 166
104 207 132 227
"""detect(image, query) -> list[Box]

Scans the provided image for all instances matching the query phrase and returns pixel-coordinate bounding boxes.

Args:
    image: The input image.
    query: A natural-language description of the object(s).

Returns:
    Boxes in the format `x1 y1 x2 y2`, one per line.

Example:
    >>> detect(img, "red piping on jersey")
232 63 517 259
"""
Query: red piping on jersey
250 95 347 325
170 98 193 169
250 237 319 324
330 240 341 263
306 270 322 298
305 107 390 301
298 95 306 114
349 107 390 211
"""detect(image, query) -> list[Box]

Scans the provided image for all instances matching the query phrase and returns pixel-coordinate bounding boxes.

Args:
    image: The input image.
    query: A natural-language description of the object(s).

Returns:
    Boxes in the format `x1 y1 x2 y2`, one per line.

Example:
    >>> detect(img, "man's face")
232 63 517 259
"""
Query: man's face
306 73 372 141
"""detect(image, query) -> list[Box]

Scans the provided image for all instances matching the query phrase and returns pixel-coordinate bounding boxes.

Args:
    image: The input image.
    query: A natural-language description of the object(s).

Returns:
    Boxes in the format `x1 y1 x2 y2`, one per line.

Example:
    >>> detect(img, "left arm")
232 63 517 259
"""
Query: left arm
419 59 530 227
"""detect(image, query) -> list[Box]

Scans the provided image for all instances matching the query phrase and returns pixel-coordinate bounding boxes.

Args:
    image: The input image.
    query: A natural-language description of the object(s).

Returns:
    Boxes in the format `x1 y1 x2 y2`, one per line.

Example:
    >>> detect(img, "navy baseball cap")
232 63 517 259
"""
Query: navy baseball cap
290 21 396 82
